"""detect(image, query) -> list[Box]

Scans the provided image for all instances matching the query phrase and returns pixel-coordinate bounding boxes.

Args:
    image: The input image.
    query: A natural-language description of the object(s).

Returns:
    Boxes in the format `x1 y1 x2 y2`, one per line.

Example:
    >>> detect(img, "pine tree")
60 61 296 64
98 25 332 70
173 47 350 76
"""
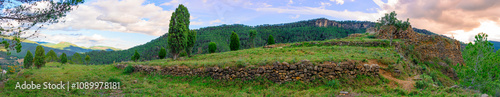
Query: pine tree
60 53 67 64
85 55 90 65
72 53 82 64
131 50 140 62
230 31 240 51
34 46 45 69
46 50 58 62
186 30 197 57
209 42 217 53
268 35 275 45
159 47 166 59
248 30 257 48
168 4 190 60
23 50 34 69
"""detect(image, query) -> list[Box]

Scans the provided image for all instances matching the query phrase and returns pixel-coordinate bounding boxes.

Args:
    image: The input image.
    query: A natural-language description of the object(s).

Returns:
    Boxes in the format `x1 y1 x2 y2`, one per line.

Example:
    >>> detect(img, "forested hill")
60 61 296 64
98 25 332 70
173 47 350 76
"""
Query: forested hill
490 41 500 50
81 18 438 65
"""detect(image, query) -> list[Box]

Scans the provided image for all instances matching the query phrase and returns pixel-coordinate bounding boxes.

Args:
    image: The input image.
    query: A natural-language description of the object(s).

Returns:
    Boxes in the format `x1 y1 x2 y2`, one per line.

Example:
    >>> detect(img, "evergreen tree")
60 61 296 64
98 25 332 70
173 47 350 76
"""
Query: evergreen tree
46 50 58 62
456 33 500 95
34 46 45 69
268 35 275 45
186 30 197 57
208 42 217 53
60 53 67 64
168 4 190 60
23 50 33 69
131 50 140 62
85 55 90 65
248 30 257 48
230 31 240 51
159 47 166 59
72 53 82 64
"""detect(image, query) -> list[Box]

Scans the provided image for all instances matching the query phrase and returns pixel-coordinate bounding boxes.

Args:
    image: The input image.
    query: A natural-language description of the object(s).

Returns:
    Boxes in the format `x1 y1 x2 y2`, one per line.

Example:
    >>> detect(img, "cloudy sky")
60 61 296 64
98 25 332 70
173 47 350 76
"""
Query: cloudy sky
10 0 500 49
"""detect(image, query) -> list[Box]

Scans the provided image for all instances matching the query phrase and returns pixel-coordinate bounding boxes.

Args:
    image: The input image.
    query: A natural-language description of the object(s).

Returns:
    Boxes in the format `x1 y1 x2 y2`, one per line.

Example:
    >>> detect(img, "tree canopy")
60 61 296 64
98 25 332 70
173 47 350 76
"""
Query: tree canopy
0 0 84 54
186 30 197 57
168 4 190 60
230 31 240 51
34 46 45 69
23 50 33 69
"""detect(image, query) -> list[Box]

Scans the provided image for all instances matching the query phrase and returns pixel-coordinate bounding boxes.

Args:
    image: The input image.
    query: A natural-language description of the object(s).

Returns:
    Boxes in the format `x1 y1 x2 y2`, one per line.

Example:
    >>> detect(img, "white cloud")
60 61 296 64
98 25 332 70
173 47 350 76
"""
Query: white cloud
446 21 500 43
330 0 344 5
46 0 173 36
161 0 179 6
209 19 222 24
288 0 294 5
262 3 272 7
37 33 127 49
290 15 300 19
191 21 204 25
320 2 332 9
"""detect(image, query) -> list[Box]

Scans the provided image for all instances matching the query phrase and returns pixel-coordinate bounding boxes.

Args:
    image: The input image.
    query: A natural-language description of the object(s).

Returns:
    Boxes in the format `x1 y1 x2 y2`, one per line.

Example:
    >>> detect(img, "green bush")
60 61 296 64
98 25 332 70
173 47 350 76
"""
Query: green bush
208 42 217 53
268 35 275 45
107 77 121 83
415 74 433 89
123 65 134 74
326 79 340 89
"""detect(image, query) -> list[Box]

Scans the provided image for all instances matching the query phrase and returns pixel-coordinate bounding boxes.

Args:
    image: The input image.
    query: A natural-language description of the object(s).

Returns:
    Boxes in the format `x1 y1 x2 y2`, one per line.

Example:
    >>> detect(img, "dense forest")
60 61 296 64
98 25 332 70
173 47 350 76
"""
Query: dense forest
79 18 452 65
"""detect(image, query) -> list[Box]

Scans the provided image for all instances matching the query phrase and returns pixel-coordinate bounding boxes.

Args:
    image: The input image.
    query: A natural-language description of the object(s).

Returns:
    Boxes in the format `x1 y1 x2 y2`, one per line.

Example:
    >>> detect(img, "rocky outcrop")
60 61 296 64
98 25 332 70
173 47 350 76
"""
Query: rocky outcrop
376 25 464 65
115 60 380 83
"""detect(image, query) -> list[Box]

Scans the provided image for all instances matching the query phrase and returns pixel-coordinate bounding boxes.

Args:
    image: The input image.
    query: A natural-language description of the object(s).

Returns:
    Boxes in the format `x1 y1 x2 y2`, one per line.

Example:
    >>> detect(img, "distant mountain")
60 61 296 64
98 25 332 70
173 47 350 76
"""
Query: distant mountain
38 41 120 53
490 41 500 50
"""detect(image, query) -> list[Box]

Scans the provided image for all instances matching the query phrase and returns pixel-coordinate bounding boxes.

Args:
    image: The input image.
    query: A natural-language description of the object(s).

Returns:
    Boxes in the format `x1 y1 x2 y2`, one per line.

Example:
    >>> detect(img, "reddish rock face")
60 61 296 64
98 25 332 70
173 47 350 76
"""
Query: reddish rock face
376 25 464 65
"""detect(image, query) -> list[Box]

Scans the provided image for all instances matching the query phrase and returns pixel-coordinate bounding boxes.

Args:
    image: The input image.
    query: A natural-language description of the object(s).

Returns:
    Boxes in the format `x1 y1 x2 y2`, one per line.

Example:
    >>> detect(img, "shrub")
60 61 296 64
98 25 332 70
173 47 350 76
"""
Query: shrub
208 42 217 53
60 53 67 64
159 47 166 59
123 65 134 74
268 35 275 45
107 77 121 83
415 74 434 89
131 50 140 62
326 79 340 89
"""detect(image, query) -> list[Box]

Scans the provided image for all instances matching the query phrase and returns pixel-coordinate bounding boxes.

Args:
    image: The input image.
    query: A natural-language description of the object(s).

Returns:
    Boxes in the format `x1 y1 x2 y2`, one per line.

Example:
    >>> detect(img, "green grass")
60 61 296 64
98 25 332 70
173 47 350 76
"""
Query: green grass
124 46 399 68
0 62 479 96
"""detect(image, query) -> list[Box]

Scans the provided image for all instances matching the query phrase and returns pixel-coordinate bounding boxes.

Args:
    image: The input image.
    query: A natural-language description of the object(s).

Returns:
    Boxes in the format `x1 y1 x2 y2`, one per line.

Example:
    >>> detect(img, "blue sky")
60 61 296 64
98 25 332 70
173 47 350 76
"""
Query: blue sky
6 0 500 49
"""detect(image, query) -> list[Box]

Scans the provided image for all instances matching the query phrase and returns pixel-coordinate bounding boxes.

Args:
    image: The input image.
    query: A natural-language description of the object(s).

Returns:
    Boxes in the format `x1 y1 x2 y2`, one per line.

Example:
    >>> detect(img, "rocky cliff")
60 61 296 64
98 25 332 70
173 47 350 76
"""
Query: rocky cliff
376 25 464 65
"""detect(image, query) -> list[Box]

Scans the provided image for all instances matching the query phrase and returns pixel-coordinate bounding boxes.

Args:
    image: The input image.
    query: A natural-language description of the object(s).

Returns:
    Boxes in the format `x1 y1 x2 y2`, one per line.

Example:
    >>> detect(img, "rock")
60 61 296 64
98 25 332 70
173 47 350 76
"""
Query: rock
340 91 348 95
133 80 137 84
481 94 489 97
289 65 297 70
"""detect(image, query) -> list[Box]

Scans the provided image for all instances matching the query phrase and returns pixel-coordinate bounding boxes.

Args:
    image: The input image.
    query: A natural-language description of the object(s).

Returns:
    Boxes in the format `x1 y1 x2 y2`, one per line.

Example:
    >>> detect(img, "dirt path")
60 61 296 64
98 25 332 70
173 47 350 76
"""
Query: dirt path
379 69 417 91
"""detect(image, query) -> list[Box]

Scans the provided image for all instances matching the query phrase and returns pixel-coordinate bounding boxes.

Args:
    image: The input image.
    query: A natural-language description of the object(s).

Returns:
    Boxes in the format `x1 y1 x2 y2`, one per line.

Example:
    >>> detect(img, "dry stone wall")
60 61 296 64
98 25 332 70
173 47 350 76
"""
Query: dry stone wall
116 60 379 83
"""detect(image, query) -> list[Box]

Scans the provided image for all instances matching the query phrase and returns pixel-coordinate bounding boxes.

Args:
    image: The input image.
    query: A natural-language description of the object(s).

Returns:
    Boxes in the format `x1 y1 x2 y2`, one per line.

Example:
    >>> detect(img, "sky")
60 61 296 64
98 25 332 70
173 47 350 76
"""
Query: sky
4 0 500 49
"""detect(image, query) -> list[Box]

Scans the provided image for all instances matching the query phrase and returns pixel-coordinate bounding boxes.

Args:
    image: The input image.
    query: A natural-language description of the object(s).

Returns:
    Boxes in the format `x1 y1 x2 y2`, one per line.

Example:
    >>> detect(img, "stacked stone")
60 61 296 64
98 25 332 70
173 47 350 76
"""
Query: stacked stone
115 60 380 83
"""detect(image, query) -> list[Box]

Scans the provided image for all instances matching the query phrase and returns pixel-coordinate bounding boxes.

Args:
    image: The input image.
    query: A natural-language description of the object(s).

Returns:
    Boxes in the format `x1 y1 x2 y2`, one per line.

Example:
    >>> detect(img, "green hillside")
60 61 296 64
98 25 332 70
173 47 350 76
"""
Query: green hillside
82 18 374 64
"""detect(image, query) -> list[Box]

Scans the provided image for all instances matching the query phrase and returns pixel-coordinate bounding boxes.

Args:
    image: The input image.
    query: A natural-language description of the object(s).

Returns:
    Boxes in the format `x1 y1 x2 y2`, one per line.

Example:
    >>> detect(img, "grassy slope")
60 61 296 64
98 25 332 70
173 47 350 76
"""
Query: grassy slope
123 37 400 68
0 63 478 96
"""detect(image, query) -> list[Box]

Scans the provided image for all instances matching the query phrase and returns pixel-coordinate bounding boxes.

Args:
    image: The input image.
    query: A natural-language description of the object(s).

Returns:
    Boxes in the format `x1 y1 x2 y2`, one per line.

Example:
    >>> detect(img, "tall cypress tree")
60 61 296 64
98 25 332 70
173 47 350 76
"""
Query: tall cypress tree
168 4 190 60
186 30 197 57
85 55 90 65
23 50 34 69
230 31 240 51
248 30 257 48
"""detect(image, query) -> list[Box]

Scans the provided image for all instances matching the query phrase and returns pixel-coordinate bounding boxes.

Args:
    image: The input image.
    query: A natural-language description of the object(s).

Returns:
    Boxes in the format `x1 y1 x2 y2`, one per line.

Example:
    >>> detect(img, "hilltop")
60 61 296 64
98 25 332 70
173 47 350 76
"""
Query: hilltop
38 41 120 53
82 18 448 65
